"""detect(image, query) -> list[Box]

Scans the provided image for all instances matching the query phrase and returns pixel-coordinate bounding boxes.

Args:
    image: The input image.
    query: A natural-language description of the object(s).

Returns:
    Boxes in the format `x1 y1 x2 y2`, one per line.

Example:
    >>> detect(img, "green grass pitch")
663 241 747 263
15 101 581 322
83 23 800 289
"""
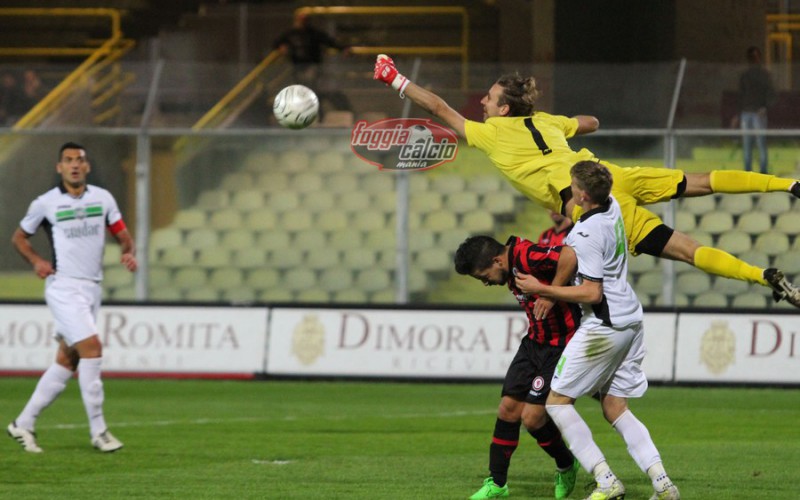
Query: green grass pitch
1 378 798 499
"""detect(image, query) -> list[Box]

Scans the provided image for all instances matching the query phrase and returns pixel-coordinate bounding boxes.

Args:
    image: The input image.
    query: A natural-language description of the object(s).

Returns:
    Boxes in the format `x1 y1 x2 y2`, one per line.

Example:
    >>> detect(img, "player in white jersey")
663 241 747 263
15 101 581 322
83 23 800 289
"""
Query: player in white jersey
7 142 136 454
514 161 680 500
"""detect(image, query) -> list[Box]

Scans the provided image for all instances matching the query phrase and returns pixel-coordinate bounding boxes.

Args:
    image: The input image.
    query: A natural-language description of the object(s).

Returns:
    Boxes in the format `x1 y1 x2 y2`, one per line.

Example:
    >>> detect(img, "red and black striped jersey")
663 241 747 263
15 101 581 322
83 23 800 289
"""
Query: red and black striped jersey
537 225 571 247
506 236 581 347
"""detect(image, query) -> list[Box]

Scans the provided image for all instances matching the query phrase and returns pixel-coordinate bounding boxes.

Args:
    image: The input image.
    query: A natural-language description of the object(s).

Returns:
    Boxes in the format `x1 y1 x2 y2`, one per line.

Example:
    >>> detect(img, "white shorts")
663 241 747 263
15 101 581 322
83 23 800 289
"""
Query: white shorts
45 275 102 347
551 321 648 400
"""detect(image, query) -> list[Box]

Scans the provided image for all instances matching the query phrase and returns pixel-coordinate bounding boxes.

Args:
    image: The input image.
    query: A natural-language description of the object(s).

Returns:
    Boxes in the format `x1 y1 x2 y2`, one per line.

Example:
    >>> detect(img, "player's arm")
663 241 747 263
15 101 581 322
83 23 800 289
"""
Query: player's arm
573 115 599 135
11 227 53 279
530 245 577 320
516 272 603 304
110 223 137 272
374 55 466 137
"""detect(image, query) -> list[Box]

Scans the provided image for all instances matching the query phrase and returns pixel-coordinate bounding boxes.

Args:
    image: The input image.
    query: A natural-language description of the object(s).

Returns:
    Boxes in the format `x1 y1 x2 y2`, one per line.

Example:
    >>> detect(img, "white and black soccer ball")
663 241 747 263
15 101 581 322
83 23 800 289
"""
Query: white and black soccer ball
273 84 319 130
406 124 433 144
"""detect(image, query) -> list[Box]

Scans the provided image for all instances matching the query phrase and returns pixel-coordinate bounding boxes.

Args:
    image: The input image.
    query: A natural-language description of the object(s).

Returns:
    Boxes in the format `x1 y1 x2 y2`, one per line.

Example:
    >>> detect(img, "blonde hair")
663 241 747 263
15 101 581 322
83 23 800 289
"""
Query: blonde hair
495 72 539 116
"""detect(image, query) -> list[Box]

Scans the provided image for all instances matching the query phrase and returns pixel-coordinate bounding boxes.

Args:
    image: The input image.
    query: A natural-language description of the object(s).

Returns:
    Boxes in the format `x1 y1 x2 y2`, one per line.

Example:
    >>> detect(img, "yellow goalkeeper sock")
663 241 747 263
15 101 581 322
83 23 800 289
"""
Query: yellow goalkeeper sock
694 246 766 285
709 170 795 193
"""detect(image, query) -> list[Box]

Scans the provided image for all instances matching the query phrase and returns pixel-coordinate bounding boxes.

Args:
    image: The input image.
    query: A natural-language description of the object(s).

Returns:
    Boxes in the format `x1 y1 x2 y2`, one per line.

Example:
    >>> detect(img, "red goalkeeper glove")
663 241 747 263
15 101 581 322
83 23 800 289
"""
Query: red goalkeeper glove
374 54 410 97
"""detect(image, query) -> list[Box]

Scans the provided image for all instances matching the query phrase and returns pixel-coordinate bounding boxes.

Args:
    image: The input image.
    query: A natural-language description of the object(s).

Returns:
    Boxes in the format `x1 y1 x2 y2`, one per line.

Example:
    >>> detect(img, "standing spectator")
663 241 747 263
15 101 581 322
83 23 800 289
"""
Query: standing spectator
732 46 776 174
515 161 680 500
7 142 135 453
537 210 574 247
455 235 581 499
21 69 45 113
0 71 25 125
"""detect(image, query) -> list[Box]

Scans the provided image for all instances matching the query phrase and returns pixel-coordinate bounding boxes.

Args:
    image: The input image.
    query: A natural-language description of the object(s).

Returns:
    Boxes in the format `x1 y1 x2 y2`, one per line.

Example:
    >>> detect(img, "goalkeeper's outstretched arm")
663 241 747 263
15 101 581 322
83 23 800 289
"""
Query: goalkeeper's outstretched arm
373 55 466 138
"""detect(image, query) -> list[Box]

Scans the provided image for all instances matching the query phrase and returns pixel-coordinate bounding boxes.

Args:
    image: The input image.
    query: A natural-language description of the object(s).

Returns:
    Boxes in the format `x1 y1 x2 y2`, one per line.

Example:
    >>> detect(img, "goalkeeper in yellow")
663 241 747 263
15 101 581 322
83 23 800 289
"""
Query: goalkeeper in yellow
374 55 800 308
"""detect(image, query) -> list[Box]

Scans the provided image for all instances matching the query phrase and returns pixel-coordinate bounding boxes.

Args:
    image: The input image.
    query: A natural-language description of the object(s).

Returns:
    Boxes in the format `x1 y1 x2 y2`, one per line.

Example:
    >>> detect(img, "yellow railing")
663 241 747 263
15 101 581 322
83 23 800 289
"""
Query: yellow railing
766 14 796 87
0 8 132 129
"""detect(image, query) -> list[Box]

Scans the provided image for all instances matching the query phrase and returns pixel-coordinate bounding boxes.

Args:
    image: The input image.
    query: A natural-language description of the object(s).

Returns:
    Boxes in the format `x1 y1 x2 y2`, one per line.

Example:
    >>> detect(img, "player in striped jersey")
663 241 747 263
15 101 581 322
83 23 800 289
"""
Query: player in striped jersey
374 55 800 308
538 210 574 248
455 234 581 499
7 142 135 454
516 161 680 500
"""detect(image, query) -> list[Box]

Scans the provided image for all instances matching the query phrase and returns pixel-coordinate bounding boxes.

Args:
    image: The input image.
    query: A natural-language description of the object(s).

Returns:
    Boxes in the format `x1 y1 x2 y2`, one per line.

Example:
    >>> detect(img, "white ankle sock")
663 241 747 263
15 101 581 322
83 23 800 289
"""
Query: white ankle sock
17 363 73 430
78 357 107 437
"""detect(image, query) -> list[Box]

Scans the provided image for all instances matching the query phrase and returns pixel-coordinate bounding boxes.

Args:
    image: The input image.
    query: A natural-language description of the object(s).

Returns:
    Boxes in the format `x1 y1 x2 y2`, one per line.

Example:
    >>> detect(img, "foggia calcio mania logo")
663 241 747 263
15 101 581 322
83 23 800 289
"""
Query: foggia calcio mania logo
350 118 459 171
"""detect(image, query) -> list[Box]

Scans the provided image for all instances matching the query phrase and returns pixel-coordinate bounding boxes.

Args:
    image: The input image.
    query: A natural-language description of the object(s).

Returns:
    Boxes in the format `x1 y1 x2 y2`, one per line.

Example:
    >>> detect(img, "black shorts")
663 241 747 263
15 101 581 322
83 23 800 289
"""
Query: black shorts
501 337 565 405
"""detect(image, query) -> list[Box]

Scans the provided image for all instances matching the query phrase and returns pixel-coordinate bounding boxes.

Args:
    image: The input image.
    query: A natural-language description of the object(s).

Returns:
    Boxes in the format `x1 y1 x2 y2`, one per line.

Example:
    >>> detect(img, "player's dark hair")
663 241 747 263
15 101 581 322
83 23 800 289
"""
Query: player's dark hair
495 72 539 117
571 161 613 204
59 142 86 160
454 236 504 275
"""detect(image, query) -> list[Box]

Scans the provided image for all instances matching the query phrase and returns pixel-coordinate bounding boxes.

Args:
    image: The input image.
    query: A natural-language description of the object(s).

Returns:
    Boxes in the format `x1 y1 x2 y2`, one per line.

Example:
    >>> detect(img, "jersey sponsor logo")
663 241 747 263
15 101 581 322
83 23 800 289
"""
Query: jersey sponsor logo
63 221 102 239
56 204 103 222
576 231 590 238
350 118 459 171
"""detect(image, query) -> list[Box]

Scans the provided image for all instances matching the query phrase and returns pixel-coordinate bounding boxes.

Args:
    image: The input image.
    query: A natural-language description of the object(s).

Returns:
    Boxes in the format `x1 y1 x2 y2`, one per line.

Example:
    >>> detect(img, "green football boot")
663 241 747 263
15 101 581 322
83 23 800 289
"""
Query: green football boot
469 477 509 499
555 458 580 499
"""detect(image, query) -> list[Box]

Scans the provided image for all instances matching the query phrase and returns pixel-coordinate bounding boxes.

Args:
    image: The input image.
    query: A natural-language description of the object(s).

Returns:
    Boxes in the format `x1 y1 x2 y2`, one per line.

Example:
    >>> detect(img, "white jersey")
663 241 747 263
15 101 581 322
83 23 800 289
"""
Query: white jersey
19 184 123 282
565 196 642 327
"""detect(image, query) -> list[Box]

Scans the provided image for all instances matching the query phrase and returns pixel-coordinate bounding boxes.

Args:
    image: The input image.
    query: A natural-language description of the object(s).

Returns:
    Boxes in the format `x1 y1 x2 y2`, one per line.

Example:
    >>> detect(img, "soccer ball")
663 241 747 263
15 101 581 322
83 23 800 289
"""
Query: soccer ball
272 84 319 129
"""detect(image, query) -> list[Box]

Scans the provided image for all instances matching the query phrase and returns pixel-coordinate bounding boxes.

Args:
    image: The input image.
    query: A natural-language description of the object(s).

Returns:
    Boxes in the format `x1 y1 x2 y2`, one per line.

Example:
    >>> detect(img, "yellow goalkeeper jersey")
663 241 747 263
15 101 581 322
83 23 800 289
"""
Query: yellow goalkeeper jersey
464 111 596 213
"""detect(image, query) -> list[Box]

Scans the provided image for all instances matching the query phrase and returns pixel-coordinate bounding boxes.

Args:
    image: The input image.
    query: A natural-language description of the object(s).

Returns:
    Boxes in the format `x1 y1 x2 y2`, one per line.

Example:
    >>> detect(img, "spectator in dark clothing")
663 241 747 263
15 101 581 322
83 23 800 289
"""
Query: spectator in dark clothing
273 12 350 88
732 46 776 173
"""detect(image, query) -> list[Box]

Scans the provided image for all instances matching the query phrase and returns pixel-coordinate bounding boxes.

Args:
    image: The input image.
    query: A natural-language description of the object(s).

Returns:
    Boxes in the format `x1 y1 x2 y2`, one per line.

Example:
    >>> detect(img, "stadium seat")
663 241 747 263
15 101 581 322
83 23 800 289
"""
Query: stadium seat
676 271 712 295
255 229 291 251
774 212 800 235
438 228 471 252
185 228 219 249
718 194 753 216
430 175 466 194
173 209 206 230
311 151 345 173
326 173 360 194
318 211 349 231
408 268 428 292
373 191 398 214
410 191 443 212
387 211 422 230
364 228 395 251
149 267 172 288
408 229 436 252
278 150 311 171
150 228 183 253
320 268 354 292
268 191 300 212
244 208 278 231
256 171 290 192
680 196 717 214
269 249 303 269
654 292 689 307
149 287 183 301
197 190 229 211
209 267 244 290
301 190 335 213
467 175 502 194
290 172 324 193
337 191 371 212
362 173 394 193
103 244 121 266
628 254 657 274
245 268 280 291
716 231 752 255
686 230 713 247
693 291 728 307
462 211 495 233
293 229 327 249
414 248 451 272
196 246 231 268
379 249 398 270
220 229 255 250
174 268 207 289
731 292 767 308
160 246 195 267
754 231 790 256
483 191 516 215
674 211 696 231
423 210 457 231
223 288 256 303
231 190 265 212
737 211 771 235
242 150 277 173
209 209 243 229
370 288 396 303
304 248 340 271
234 248 267 269
258 288 294 302
634 270 664 296
342 248 377 269
756 193 791 215
329 228 365 250
773 252 800 275
221 172 254 191
333 289 368 303
104 267 133 288
109 286 136 301
185 287 220 302
738 250 771 270
355 267 392 292
280 210 312 231
445 192 479 214
296 289 331 302
698 211 734 234
352 211 386 231
713 275 749 295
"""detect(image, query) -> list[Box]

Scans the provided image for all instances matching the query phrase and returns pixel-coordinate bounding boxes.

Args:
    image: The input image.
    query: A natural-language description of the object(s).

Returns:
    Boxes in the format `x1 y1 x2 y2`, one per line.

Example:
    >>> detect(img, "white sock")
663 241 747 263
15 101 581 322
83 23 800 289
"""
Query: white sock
16 363 73 431
546 404 612 486
646 462 674 492
612 410 662 474
78 357 107 437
